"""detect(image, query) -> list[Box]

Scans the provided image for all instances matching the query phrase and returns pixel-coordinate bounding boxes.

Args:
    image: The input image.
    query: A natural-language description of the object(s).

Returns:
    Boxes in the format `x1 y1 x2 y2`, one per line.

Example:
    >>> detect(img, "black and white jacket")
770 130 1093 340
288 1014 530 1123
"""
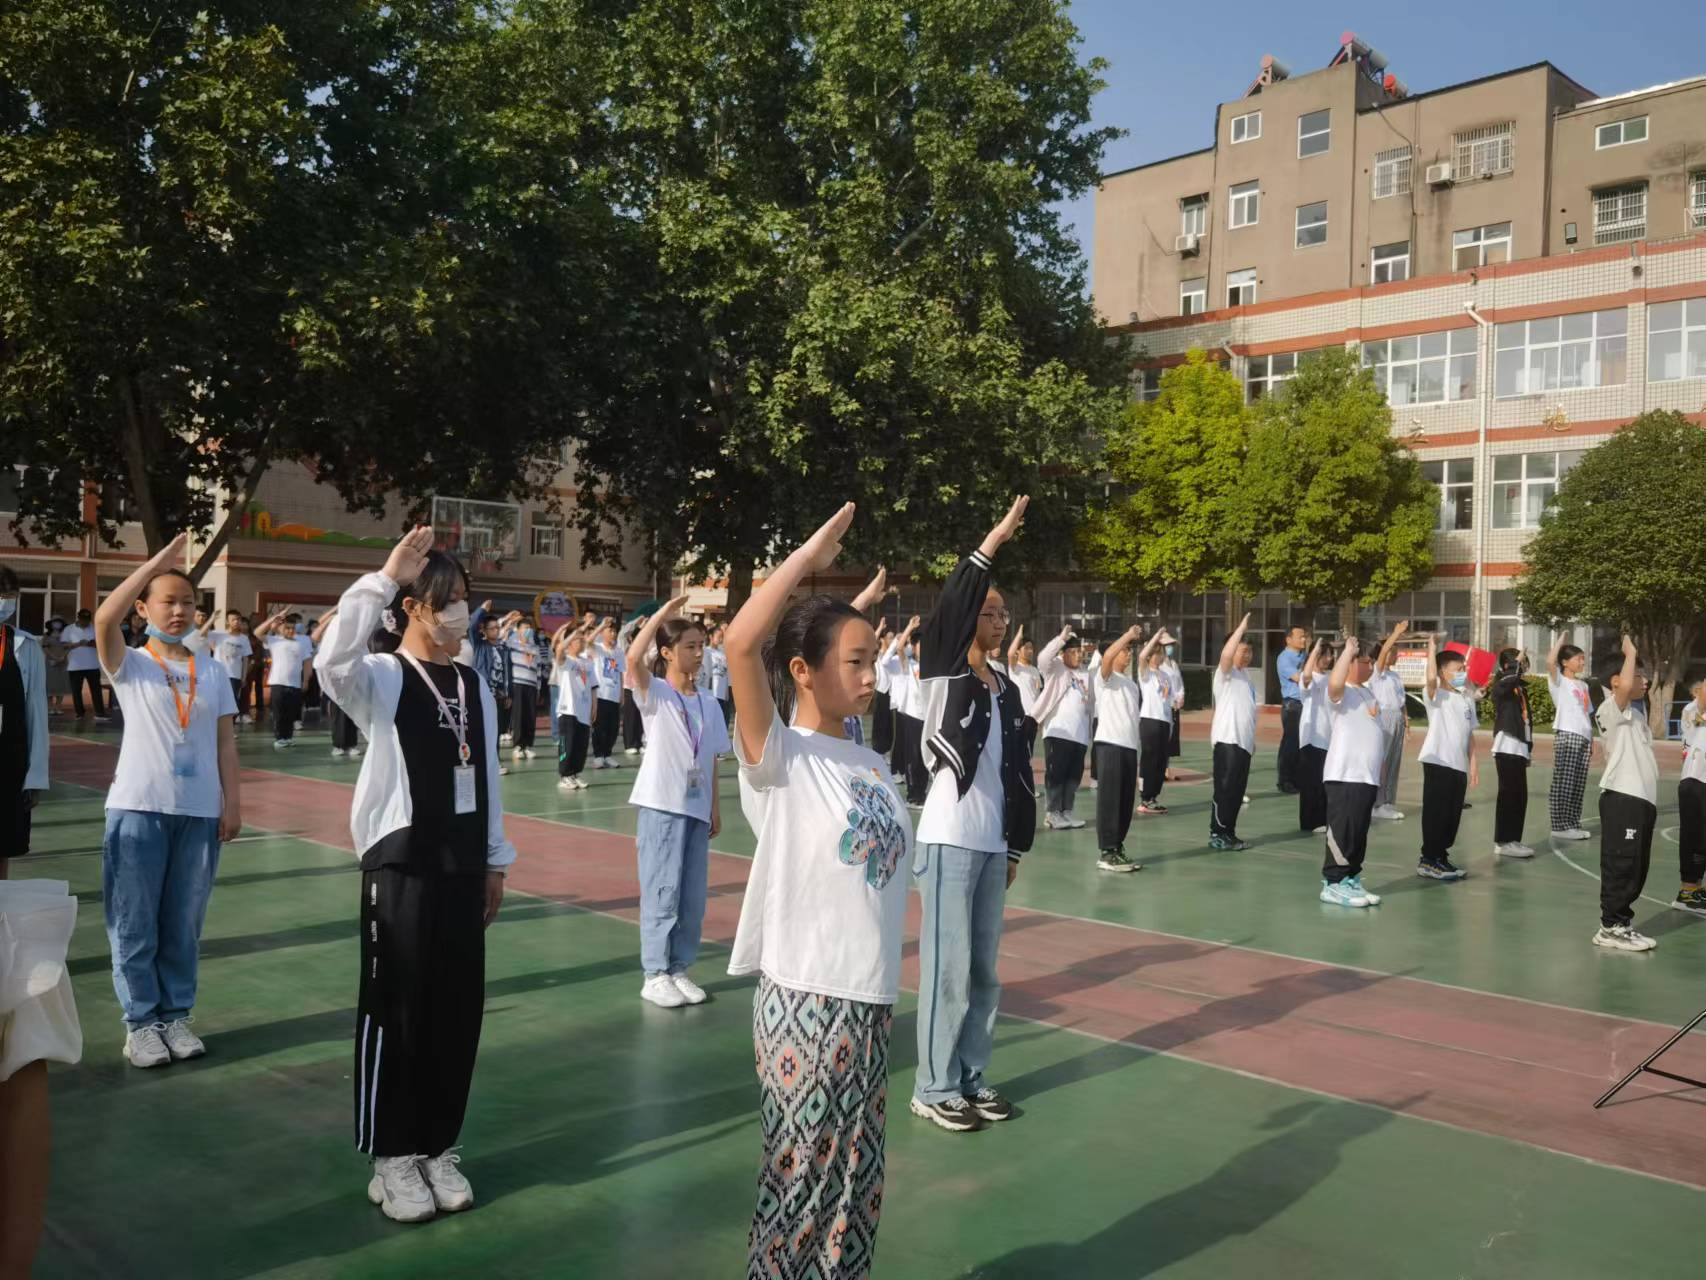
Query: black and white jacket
917 550 1037 859
1490 671 1533 751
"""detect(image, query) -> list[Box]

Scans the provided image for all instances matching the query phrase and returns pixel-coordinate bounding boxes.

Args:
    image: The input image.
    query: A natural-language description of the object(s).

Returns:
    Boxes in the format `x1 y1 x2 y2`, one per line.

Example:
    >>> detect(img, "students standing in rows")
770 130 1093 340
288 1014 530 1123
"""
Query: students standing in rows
1275 625 1308 794
1091 624 1145 873
723 504 911 1278
1370 621 1410 821
252 608 312 749
94 534 241 1067
315 526 516 1222
1547 635 1595 841
1319 637 1385 909
626 599 729 1008
1035 626 1090 830
1592 637 1658 952
1415 636 1477 882
1489 649 1536 859
1295 637 1331 834
62 607 107 722
553 621 597 791
504 612 544 764
0 567 49 879
1209 613 1256 852
884 617 926 806
589 618 625 769
910 496 1034 1134
1135 630 1176 815
1674 681 1706 915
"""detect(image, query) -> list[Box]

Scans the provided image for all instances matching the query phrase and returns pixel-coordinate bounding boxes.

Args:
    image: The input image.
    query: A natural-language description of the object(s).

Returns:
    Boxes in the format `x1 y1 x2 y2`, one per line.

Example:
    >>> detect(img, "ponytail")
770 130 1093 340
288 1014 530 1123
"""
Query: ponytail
763 595 861 723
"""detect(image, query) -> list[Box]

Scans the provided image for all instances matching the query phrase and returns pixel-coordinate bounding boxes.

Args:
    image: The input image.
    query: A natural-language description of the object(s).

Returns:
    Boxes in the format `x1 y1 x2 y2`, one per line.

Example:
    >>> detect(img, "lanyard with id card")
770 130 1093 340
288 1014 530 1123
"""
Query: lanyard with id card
145 641 199 778
669 685 707 802
400 650 479 815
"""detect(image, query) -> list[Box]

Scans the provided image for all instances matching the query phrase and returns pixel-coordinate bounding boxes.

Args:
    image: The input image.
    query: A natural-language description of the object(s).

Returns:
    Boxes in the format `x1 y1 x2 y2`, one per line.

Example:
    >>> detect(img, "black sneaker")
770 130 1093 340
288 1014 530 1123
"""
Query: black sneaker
1417 857 1467 881
909 1095 986 1132
965 1087 1014 1122
1208 834 1230 851
1227 838 1251 851
1672 887 1706 916
1097 848 1139 873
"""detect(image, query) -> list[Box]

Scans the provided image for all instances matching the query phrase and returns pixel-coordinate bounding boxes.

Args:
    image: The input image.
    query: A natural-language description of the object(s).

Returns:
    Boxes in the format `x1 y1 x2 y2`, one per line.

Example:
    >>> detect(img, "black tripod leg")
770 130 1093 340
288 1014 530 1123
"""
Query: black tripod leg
1594 1009 1706 1109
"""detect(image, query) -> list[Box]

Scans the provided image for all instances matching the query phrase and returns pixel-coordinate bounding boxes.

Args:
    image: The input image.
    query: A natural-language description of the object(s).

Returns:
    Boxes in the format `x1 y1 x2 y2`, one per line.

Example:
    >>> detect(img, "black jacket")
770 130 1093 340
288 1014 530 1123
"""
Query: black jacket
1490 672 1533 749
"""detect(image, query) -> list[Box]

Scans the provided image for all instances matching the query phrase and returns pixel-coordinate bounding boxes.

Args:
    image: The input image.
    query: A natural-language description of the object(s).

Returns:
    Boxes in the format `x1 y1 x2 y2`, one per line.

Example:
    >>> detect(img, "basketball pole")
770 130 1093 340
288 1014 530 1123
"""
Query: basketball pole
1592 1008 1706 1109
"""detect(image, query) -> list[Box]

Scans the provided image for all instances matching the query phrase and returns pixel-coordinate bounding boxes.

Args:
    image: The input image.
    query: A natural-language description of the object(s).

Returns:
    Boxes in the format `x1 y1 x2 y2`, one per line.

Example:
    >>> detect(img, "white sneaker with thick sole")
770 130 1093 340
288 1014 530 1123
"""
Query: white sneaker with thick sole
1552 828 1592 841
1319 879 1371 908
1592 925 1657 952
420 1150 474 1212
1063 814 1086 829
670 972 709 1005
161 1018 205 1060
124 1023 172 1068
1495 842 1536 859
1043 812 1066 830
331 748 347 758
350 746 364 758
558 777 577 792
368 1155 437 1223
625 747 640 756
1372 804 1405 821
641 973 687 1008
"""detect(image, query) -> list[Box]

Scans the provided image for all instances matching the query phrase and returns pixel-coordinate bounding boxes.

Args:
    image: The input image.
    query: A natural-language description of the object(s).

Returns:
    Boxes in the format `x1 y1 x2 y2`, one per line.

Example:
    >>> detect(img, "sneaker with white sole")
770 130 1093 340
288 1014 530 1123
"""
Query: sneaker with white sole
558 777 577 792
573 776 589 789
1062 814 1086 829
1552 828 1592 841
1345 875 1382 905
368 1155 437 1223
1319 879 1371 908
625 747 640 756
1372 804 1405 821
1097 848 1139 873
641 973 686 1008
420 1150 474 1212
331 747 348 758
161 1018 205 1060
1495 842 1536 859
123 1023 172 1068
909 1095 986 1132
1311 825 1327 835
1044 812 1067 831
273 740 289 751
1592 924 1657 952
1417 857 1467 881
350 746 364 758
965 1086 1014 1122
670 972 708 1004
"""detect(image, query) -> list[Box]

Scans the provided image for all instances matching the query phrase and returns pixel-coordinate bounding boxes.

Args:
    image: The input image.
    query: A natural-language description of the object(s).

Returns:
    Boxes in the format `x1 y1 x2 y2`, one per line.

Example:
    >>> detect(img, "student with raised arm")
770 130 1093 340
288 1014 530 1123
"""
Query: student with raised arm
1488 648 1535 859
94 535 241 1068
252 607 313 750
1134 628 1175 814
704 624 733 728
1209 613 1257 851
0 566 50 878
1033 625 1091 830
910 496 1035 1134
869 616 895 757
314 527 516 1222
1591 637 1660 951
553 621 597 791
1294 637 1332 834
1318 637 1386 909
589 617 624 768
885 615 926 805
1091 624 1145 873
1162 637 1185 781
1415 635 1478 882
618 613 647 757
1006 624 1043 781
1546 632 1595 841
1370 621 1411 821
1675 679 1706 916
206 610 253 720
724 505 911 1279
626 598 729 1008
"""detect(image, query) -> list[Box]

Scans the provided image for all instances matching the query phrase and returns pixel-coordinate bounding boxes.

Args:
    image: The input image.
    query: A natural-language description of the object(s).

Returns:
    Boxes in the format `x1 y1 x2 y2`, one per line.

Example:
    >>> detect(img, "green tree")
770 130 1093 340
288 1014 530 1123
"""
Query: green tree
1079 350 1253 599
1231 346 1436 627
1515 410 1706 733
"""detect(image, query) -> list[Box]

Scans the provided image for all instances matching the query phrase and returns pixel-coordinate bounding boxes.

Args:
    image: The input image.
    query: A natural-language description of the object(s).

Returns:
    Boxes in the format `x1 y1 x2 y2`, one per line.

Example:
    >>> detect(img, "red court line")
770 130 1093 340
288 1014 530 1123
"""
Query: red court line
52 736 1706 1189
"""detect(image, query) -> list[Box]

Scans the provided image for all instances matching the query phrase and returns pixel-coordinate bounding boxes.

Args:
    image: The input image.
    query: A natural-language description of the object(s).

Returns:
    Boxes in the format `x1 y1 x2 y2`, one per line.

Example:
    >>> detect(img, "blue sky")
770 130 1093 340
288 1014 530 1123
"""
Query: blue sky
1058 0 1706 281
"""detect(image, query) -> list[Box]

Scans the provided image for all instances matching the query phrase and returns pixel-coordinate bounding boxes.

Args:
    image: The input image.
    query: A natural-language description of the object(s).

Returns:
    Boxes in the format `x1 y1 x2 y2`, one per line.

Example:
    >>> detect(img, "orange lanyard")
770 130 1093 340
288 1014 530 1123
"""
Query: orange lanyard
0 626 8 669
145 641 197 731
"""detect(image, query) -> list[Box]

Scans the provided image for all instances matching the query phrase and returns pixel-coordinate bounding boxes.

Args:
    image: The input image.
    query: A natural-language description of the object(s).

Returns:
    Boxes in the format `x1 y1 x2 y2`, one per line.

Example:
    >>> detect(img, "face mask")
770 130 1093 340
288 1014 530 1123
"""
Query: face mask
1164 644 1175 657
1450 671 1468 690
0 597 14 624
431 600 470 649
144 621 194 645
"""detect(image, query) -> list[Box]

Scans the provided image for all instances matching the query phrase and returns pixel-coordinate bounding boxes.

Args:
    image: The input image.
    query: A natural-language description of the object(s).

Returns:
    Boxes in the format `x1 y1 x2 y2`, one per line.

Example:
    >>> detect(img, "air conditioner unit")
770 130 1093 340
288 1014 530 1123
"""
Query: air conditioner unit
1425 162 1454 186
1175 233 1201 255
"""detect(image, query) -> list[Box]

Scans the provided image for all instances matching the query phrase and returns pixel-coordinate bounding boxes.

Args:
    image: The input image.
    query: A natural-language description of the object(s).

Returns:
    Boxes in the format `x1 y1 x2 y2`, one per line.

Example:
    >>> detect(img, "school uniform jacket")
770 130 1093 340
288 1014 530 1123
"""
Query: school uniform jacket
916 550 1037 858
5 628 50 793
1489 672 1533 750
317 572 517 870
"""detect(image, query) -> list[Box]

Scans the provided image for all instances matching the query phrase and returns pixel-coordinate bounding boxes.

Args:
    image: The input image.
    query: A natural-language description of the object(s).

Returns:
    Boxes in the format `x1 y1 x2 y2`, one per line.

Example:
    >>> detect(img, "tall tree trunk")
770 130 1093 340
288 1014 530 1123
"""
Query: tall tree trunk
725 559 756 618
1337 600 1358 640
1637 622 1696 737
117 375 167 553
188 435 274 584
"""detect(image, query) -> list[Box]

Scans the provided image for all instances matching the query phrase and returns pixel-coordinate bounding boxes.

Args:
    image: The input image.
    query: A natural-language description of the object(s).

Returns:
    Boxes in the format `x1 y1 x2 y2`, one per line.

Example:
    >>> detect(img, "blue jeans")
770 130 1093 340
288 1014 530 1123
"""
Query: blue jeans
913 842 1008 1105
102 809 222 1029
547 684 560 740
635 806 709 976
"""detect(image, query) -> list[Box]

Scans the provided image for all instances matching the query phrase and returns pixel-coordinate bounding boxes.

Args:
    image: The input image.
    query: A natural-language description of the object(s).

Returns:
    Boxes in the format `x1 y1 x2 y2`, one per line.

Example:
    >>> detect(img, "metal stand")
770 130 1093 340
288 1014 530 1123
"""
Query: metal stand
1593 1008 1706 1109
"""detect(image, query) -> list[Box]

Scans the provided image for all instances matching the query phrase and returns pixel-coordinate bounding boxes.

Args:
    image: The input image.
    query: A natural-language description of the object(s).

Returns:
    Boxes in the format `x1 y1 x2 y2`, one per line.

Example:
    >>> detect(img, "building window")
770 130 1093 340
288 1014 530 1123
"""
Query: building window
1294 201 1328 248
1595 116 1648 149
1362 328 1477 406
1648 298 1706 382
1492 450 1583 529
1420 459 1474 531
1297 109 1330 158
1179 194 1208 238
1179 277 1206 317
1246 352 1313 402
1228 180 1259 229
1453 122 1514 179
1230 111 1261 144
529 521 564 559
1226 268 1257 308
1452 222 1512 270
1593 182 1647 245
1134 369 1163 402
1371 240 1410 284
1495 309 1628 397
1387 590 1472 644
1692 172 1706 229
1372 145 1412 200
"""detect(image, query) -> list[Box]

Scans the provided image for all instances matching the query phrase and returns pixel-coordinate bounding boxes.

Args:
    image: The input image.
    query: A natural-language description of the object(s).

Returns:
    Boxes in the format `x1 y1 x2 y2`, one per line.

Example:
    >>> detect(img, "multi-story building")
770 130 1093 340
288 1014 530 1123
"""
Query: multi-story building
1092 33 1706 696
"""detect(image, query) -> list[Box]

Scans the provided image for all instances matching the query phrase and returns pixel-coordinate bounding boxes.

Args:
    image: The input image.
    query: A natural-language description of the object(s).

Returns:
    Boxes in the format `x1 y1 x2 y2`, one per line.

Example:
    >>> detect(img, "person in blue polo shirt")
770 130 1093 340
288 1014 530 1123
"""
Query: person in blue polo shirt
1275 625 1309 794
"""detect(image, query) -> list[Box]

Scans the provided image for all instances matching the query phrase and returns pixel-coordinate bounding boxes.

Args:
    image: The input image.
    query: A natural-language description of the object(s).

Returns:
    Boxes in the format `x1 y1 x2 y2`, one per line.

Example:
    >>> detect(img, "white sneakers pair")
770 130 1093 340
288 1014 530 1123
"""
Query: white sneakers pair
1494 842 1536 858
368 1151 473 1223
1043 812 1086 831
512 746 539 761
557 776 589 791
641 972 708 1008
1551 827 1592 841
1592 924 1657 952
123 1019 205 1068
330 746 365 759
589 757 620 770
1372 804 1405 821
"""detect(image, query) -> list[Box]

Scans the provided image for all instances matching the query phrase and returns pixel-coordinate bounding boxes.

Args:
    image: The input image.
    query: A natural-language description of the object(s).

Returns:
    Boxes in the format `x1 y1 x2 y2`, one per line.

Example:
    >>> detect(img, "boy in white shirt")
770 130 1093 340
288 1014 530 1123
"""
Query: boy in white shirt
1091 625 1148 872
1295 637 1332 833
1370 621 1411 821
253 609 313 748
1676 680 1706 915
1134 633 1176 814
1209 613 1256 851
1546 635 1595 841
1319 637 1387 909
1034 627 1091 830
1592 636 1660 951
1416 637 1478 881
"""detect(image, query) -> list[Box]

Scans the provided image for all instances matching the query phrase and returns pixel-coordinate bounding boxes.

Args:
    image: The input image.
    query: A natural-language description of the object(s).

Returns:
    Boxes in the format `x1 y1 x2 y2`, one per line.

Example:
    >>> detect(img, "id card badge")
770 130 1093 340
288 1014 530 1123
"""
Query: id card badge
171 740 198 779
685 766 705 802
453 764 477 815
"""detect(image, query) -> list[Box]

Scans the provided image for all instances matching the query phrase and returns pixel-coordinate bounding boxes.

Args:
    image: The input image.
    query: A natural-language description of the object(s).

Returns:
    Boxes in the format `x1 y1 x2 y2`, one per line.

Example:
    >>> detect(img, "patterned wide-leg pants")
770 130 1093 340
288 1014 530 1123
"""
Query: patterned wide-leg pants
747 974 892 1280
1549 731 1591 831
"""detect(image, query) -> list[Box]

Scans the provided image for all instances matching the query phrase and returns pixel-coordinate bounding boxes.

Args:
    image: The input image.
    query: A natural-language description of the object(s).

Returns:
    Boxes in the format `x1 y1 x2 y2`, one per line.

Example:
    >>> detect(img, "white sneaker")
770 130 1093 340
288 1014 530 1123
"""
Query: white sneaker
273 740 288 751
670 972 709 1004
1552 828 1592 841
625 747 640 756
589 758 607 770
1064 814 1086 829
641 973 686 1008
574 776 589 789
420 1150 474 1212
123 1023 172 1068
1373 804 1405 821
350 746 364 758
368 1155 437 1222
558 777 577 792
1044 812 1066 830
1495 842 1536 859
1592 924 1657 952
161 1018 205 1060
1319 879 1371 908
331 748 347 758
1312 826 1327 835
500 733 513 746
1242 795 1251 805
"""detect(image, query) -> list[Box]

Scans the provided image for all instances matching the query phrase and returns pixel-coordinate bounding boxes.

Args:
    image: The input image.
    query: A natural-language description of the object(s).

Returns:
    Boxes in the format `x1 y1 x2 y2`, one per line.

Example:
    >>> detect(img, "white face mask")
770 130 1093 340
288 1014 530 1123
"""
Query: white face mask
0 597 15 625
431 600 470 650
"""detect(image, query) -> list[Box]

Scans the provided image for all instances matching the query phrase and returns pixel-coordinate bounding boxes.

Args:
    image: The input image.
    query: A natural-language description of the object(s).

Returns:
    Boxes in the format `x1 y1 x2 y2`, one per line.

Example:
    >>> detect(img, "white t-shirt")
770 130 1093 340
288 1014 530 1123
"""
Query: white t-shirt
895 653 925 719
1162 659 1185 711
1298 678 1333 750
1211 667 1257 753
1681 703 1706 786
628 677 732 822
916 691 1005 853
1010 664 1042 717
1043 669 1092 745
211 631 252 676
1137 665 1173 722
559 655 595 723
265 636 312 688
593 644 624 701
1550 674 1594 739
1417 687 1477 773
1493 732 1532 761
63 623 100 672
730 711 912 1003
104 647 238 819
1596 696 1658 805
1370 669 1407 729
706 647 730 700
1323 684 1385 786
506 633 542 687
1092 668 1142 749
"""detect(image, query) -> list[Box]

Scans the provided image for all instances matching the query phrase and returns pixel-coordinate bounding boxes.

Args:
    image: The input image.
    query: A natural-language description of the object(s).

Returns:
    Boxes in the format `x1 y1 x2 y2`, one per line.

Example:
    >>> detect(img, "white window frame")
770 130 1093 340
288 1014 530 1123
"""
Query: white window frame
1179 194 1208 238
1179 277 1206 317
1294 201 1328 249
1593 182 1647 245
1692 172 1706 229
1452 222 1512 270
1491 450 1584 530
1230 111 1261 144
1228 180 1259 229
1453 122 1514 179
1372 145 1412 200
1420 458 1475 532
1647 298 1706 383
529 521 565 559
1371 240 1410 284
1135 368 1164 402
1245 351 1317 402
1595 116 1649 149
1226 268 1257 308
1361 328 1478 406
1297 109 1331 158
1494 309 1628 398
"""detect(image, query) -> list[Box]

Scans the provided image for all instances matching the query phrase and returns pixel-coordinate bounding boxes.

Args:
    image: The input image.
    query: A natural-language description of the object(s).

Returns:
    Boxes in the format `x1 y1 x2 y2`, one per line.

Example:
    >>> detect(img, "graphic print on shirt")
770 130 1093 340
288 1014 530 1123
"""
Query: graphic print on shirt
838 771 908 889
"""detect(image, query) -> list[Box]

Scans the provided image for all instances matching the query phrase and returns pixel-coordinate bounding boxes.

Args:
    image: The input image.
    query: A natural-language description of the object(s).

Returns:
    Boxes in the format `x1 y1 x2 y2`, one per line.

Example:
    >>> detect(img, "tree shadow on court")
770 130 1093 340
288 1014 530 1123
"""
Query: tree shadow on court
967 1095 1420 1277
1001 939 1217 1015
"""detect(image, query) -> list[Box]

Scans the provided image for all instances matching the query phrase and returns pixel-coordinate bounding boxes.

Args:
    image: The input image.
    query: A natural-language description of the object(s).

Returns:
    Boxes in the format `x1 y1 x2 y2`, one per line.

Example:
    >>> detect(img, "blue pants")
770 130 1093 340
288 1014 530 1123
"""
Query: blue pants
547 683 560 740
635 806 710 976
913 842 1008 1105
102 809 222 1029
